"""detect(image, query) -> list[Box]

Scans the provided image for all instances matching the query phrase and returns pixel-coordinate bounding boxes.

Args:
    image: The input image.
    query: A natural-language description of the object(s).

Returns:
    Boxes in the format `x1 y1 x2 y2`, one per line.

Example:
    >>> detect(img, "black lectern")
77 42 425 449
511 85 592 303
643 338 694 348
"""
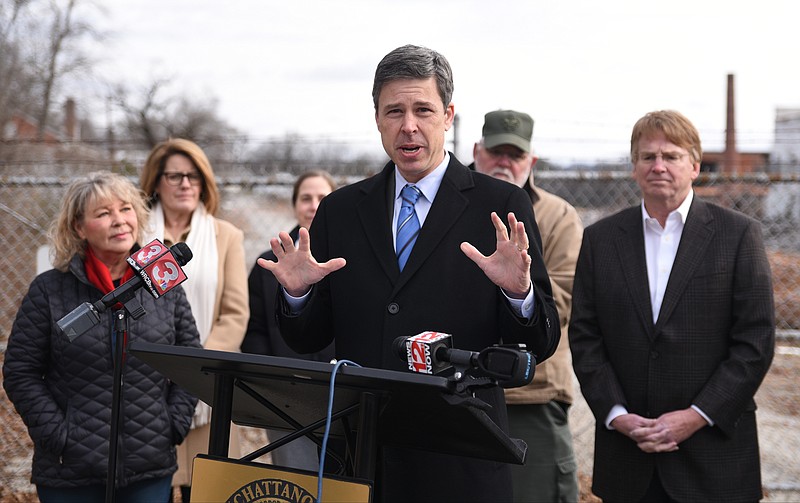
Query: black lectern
129 342 526 484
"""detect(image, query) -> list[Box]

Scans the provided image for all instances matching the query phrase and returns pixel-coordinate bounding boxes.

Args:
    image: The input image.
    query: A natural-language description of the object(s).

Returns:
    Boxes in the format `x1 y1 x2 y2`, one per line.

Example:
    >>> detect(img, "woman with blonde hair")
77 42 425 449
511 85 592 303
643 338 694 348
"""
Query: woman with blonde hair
140 138 248 501
3 171 200 502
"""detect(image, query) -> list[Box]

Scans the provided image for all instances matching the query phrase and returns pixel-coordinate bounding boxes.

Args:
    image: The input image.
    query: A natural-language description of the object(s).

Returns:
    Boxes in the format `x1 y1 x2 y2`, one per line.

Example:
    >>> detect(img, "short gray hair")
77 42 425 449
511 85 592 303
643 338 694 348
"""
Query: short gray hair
372 44 454 111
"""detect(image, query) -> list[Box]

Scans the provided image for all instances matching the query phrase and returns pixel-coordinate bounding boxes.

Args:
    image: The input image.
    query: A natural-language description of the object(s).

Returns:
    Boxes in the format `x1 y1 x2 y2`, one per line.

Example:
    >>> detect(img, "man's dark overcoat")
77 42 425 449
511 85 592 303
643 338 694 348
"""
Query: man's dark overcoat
279 156 561 502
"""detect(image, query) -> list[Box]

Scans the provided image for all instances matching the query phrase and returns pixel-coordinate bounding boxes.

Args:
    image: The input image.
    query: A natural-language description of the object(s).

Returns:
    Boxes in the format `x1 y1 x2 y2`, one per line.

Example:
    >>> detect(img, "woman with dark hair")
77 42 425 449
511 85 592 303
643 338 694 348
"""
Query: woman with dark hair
242 170 336 470
243 170 336 358
3 171 200 502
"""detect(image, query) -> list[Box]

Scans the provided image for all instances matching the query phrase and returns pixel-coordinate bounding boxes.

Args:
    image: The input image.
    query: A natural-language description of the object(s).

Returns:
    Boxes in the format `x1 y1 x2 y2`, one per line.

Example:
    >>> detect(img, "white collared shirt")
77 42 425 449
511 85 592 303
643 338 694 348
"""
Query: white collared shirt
606 189 712 428
391 153 450 248
391 153 533 319
643 190 693 323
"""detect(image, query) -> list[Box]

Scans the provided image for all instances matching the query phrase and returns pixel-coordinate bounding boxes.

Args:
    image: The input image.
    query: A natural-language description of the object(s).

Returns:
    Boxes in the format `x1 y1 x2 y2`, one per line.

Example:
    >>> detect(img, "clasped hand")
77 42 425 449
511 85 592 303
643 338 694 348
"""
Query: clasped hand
611 409 708 453
258 211 532 298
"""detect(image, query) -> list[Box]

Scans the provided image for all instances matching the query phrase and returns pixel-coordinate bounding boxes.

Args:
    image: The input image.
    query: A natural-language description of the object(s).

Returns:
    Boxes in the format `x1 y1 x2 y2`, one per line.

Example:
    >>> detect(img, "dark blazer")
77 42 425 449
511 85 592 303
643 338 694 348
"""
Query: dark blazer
569 197 775 502
242 225 334 361
279 156 560 502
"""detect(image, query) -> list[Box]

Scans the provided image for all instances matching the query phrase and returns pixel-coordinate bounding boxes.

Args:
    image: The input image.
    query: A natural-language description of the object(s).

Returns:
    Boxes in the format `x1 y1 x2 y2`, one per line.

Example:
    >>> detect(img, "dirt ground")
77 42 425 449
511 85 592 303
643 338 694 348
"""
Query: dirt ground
1 344 798 503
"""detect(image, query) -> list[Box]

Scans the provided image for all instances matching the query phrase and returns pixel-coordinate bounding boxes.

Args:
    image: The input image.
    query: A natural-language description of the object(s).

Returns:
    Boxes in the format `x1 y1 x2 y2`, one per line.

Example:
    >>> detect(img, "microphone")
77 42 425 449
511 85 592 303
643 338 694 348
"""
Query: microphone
122 239 192 301
57 240 192 342
392 332 535 388
393 331 457 375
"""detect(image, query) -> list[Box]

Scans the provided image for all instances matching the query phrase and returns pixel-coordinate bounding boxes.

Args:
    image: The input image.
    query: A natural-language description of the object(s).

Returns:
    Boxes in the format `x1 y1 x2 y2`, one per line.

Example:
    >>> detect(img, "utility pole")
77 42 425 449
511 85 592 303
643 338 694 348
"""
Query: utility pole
106 95 117 168
451 113 459 156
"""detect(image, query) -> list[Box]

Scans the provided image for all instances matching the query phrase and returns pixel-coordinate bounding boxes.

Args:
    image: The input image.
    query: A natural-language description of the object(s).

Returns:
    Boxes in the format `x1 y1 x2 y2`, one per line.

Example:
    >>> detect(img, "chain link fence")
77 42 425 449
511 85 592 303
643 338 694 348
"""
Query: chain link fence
1 165 799 500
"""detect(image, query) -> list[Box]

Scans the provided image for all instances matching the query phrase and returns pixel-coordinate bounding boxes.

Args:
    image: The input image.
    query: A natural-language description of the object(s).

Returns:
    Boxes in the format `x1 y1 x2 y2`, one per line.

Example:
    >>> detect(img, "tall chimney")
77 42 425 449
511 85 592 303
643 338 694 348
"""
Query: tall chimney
64 97 77 141
723 74 738 174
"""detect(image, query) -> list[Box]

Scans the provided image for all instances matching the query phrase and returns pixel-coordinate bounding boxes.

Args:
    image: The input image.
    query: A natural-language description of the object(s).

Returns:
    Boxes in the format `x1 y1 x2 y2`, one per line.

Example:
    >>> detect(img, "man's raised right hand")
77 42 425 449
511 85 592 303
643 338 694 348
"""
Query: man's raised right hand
257 227 346 297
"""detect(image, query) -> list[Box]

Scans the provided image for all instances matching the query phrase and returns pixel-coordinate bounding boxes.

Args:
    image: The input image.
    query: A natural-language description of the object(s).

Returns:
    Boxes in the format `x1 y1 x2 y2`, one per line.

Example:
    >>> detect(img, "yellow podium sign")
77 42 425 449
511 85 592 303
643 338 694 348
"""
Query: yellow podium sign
190 455 372 503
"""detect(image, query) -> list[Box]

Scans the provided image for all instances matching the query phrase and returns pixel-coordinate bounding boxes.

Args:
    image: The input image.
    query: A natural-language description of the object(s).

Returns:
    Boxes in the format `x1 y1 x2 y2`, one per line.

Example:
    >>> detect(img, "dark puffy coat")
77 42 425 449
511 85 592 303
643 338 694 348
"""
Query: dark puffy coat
3 254 201 488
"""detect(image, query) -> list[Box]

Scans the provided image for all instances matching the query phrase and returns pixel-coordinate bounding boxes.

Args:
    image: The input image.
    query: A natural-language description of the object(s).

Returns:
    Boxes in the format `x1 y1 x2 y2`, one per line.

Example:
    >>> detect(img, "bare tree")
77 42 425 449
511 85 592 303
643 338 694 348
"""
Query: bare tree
33 0 101 140
0 0 38 139
112 77 243 165
248 133 384 177
0 0 102 141
112 78 171 149
248 132 312 174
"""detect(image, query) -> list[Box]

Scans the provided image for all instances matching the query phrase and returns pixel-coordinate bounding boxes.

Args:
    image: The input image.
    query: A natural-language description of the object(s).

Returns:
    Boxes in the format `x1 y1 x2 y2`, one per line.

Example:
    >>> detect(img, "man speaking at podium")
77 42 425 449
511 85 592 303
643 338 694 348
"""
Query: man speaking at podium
259 44 560 502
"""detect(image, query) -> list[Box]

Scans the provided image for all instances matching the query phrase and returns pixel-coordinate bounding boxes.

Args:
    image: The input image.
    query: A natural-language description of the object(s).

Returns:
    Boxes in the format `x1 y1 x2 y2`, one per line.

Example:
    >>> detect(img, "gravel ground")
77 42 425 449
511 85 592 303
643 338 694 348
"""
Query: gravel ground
1 345 798 502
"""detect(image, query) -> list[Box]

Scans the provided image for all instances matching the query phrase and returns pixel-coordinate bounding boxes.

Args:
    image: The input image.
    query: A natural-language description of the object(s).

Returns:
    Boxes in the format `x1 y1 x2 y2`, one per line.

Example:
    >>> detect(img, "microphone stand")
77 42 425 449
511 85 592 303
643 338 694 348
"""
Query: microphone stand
105 296 145 503
105 309 126 503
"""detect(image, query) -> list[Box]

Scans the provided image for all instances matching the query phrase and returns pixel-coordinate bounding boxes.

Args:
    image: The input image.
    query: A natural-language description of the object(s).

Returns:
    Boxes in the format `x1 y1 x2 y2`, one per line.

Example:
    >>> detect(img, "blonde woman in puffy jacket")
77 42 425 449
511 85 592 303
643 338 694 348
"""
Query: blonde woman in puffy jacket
3 171 201 503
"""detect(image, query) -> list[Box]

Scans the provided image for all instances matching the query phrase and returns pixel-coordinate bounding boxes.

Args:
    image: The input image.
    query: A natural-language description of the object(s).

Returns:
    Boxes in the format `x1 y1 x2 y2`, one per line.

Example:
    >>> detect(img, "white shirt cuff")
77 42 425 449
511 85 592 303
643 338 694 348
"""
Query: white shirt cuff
283 286 312 314
606 404 628 429
691 404 714 426
503 282 535 319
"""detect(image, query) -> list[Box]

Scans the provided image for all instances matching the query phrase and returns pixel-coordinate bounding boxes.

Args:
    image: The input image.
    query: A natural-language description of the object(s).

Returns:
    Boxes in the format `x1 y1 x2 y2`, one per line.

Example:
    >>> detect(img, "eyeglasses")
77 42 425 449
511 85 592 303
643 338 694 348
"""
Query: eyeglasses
637 152 690 166
162 172 202 186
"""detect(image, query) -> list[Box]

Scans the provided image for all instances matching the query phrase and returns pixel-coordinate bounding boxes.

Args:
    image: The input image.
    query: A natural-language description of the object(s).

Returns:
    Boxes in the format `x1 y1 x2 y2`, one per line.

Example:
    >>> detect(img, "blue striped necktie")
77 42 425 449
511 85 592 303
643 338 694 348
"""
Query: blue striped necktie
396 184 422 271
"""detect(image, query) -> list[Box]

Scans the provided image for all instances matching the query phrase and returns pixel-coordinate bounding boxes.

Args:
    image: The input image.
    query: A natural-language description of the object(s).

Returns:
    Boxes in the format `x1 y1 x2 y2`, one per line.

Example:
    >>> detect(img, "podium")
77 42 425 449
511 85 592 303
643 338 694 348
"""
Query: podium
129 342 526 498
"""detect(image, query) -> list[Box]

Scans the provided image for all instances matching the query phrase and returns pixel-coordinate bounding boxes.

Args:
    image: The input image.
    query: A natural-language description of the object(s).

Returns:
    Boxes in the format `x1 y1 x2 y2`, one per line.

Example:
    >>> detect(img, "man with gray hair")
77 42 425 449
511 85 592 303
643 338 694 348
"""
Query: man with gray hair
473 109 583 502
570 110 774 501
260 45 560 501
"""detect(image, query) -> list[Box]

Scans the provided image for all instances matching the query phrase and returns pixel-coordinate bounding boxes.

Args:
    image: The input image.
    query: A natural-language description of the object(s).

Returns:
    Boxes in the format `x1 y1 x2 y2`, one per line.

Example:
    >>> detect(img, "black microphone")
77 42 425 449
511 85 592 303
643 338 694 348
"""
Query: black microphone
57 240 193 342
393 332 535 388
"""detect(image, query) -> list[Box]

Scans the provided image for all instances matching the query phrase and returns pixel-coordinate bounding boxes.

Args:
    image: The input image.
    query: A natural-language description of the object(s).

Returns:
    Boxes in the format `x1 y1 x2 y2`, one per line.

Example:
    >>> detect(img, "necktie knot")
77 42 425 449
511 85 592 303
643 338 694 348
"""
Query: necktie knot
401 184 422 208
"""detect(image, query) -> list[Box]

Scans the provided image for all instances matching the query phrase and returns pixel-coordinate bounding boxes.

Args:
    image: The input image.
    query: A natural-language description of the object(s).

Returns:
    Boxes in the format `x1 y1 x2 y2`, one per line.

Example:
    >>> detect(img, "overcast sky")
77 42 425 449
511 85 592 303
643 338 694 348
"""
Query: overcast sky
84 0 800 164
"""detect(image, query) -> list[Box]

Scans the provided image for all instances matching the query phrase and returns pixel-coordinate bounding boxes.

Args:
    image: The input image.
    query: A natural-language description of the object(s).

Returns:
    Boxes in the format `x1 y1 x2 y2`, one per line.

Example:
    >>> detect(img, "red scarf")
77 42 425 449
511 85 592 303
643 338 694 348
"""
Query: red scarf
84 247 136 364
84 246 134 296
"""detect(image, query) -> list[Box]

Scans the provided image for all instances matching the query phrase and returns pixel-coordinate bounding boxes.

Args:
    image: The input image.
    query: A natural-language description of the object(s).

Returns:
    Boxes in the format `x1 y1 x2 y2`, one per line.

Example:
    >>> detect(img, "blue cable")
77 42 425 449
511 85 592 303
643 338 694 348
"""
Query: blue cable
317 359 361 502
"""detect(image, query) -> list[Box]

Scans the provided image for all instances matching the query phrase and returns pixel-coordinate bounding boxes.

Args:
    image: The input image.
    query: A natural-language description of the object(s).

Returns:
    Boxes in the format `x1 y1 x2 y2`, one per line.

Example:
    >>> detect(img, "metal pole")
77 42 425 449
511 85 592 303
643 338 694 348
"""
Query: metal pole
105 310 127 503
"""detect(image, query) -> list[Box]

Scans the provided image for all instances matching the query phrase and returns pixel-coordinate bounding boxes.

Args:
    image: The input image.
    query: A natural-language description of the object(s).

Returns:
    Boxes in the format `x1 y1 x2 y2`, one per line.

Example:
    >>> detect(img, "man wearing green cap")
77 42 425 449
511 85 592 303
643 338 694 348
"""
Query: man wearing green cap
473 109 583 502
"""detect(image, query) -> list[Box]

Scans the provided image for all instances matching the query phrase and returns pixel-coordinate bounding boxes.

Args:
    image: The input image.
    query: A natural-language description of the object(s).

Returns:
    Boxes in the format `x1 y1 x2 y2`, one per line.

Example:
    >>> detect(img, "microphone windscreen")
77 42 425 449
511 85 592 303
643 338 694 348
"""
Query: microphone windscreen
392 336 410 359
171 242 193 266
